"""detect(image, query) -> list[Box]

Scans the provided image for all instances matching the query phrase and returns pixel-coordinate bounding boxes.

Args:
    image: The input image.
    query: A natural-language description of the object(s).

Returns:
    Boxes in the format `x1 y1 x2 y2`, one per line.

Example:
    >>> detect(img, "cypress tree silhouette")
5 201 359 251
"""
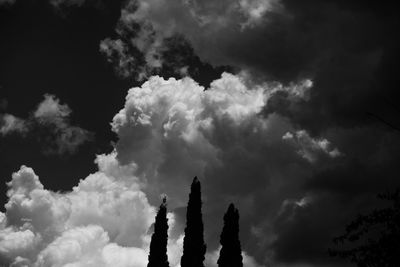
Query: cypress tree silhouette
181 177 207 267
147 197 169 267
217 203 243 267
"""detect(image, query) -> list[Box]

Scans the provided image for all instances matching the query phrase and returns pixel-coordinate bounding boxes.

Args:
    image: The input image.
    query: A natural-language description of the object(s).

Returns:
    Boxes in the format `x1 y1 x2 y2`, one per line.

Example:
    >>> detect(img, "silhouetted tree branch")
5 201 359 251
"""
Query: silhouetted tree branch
367 112 400 132
329 190 400 267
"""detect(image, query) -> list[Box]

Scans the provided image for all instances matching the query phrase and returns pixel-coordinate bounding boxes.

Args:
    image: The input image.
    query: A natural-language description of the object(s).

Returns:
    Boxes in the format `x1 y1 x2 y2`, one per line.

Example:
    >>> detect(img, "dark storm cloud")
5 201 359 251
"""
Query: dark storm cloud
101 23 231 86
261 0 400 133
108 73 356 266
272 193 355 266
99 1 400 266
1 0 399 266
103 0 400 133
266 124 400 265
0 94 92 155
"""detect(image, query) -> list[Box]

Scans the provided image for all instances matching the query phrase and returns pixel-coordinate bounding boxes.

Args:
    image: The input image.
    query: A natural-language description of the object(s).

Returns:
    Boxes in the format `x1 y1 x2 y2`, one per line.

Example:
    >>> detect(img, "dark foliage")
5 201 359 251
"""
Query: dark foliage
218 203 243 267
181 177 207 267
329 190 400 267
147 197 170 267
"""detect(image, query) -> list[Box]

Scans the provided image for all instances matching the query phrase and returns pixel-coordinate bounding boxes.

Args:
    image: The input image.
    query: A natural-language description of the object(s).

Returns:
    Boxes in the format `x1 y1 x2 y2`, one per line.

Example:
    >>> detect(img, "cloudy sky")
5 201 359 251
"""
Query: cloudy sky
1 0 399 266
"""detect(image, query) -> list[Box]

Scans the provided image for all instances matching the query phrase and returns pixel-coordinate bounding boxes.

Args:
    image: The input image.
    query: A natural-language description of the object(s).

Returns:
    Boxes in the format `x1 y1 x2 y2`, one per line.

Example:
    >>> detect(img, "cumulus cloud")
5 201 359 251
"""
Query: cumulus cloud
102 0 400 140
0 154 155 266
0 228 39 264
35 225 149 267
108 72 400 266
3 0 399 266
2 73 398 267
100 0 283 81
0 148 259 266
112 73 271 204
1 73 335 266
99 0 285 80
110 73 347 266
0 94 92 155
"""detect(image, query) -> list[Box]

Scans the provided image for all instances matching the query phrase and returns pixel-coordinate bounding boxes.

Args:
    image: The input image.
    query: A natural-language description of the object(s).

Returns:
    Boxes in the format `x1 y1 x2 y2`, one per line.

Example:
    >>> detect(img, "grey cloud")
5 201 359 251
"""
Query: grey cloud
109 72 400 267
269 126 400 265
0 94 92 155
103 0 400 137
0 114 28 136
110 73 350 266
2 73 398 267
282 130 342 163
32 94 93 155
2 1 398 266
0 156 158 266
99 0 238 82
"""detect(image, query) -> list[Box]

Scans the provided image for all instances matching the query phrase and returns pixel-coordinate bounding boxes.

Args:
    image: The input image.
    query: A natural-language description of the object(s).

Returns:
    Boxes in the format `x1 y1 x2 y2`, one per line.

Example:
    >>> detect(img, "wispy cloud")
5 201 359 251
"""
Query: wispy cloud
282 130 342 163
0 114 28 136
0 94 92 155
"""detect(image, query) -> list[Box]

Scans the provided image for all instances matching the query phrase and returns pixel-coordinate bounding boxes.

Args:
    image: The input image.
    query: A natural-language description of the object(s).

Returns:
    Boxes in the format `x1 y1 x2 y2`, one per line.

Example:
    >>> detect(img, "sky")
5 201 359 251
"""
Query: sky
0 0 399 266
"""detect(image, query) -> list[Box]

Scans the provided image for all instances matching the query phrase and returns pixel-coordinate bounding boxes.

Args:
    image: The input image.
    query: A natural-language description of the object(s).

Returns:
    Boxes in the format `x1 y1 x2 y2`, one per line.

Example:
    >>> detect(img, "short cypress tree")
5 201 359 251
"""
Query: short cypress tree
147 197 169 267
181 177 207 267
217 203 243 267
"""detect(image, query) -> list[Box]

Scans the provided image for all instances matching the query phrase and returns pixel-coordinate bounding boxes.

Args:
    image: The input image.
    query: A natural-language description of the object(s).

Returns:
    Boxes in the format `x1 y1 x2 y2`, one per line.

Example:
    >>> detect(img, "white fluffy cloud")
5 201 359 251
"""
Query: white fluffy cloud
0 228 39 264
0 154 156 266
35 225 149 267
111 72 269 205
111 73 323 204
1 73 341 266
110 73 341 265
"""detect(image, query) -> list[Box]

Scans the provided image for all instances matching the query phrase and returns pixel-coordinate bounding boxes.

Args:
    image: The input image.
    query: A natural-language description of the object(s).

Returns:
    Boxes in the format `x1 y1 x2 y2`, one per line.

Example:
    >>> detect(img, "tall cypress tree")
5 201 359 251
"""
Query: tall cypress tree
147 197 169 267
181 177 207 267
217 203 243 267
